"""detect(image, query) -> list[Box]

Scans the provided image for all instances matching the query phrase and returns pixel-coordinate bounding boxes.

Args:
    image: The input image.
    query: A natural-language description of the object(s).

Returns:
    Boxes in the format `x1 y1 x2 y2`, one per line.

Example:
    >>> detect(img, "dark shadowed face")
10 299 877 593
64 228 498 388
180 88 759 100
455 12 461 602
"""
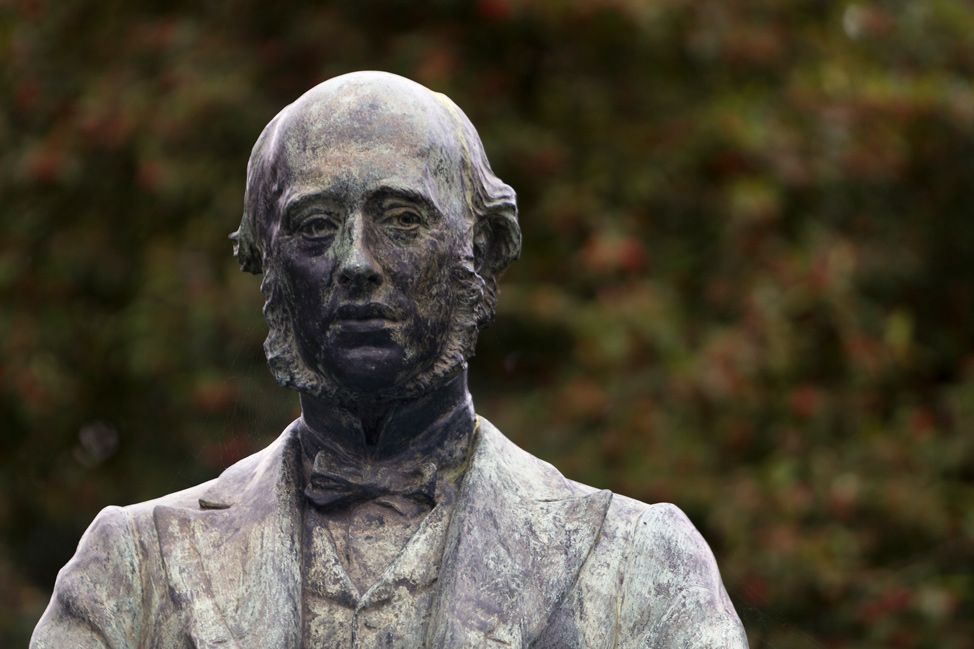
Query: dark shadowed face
267 102 470 395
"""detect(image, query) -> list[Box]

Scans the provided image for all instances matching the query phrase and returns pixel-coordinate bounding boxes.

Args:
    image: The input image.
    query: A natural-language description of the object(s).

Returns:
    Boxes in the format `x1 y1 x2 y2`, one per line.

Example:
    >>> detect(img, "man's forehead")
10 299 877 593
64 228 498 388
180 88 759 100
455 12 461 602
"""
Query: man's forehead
278 151 455 218
273 73 463 167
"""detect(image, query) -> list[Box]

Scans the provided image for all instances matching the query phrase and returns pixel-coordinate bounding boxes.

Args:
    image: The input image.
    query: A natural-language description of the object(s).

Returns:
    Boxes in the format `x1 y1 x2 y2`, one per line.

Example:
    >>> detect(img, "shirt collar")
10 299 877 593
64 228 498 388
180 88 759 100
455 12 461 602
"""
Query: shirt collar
297 371 476 482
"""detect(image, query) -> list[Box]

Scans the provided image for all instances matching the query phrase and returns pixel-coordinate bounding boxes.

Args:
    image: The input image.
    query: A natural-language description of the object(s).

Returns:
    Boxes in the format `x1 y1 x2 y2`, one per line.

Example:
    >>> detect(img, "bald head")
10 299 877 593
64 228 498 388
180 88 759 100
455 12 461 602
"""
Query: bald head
277 72 464 165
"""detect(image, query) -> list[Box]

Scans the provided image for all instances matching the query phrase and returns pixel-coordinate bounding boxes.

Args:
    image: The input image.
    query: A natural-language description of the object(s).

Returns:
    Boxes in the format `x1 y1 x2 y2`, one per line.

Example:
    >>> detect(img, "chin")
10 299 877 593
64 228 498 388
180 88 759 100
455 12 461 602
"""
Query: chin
327 345 409 394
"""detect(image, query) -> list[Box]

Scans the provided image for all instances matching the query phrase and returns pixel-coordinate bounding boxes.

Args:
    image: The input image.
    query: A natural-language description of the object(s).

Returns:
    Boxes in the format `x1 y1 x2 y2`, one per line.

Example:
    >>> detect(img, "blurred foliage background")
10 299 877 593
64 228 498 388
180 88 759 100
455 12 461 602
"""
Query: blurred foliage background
2 0 973 646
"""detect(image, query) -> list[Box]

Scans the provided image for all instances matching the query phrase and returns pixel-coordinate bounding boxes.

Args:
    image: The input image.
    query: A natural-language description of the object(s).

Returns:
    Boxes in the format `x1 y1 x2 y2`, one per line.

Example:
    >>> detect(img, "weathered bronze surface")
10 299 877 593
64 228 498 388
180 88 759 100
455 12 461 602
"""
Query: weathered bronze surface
31 71 748 648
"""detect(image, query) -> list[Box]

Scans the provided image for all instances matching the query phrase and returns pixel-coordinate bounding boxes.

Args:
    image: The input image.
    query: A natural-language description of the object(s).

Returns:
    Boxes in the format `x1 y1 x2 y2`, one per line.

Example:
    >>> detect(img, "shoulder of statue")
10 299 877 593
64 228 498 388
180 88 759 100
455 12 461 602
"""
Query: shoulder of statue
121 420 302 514
616 502 748 646
472 415 587 501
625 502 722 583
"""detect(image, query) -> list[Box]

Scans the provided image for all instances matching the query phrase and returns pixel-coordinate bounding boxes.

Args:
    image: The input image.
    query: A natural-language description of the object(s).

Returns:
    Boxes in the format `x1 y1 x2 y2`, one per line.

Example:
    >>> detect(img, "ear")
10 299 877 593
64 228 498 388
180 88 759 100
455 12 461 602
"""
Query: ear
229 221 264 275
473 213 522 278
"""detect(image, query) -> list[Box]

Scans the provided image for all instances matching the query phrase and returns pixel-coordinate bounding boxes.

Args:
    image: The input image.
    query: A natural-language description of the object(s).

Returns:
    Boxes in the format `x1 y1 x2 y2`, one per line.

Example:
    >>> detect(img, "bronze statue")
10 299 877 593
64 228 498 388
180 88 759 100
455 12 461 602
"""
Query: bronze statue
32 71 747 648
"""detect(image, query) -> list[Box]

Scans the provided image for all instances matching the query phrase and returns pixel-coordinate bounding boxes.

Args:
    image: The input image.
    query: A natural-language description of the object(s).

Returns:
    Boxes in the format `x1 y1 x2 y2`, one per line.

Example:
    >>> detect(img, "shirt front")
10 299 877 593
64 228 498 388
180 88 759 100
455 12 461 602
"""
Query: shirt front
301 480 459 649
296 374 476 649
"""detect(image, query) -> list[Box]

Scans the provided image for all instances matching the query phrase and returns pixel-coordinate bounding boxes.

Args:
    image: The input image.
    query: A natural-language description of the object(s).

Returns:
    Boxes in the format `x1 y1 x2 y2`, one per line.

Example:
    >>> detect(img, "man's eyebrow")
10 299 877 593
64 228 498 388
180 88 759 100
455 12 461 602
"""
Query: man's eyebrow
280 184 445 218
280 189 342 216
371 185 443 215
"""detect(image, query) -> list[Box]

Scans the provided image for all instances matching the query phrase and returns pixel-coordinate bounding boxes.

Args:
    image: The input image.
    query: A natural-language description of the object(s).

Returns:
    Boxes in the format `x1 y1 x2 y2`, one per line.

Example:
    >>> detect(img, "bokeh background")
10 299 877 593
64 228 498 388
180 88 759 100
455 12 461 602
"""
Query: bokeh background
2 0 973 647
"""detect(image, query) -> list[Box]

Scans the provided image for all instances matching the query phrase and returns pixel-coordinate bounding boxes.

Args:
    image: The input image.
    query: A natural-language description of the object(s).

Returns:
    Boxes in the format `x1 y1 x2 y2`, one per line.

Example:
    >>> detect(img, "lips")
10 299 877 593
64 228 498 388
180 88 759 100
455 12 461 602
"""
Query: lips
330 303 399 335
334 303 398 321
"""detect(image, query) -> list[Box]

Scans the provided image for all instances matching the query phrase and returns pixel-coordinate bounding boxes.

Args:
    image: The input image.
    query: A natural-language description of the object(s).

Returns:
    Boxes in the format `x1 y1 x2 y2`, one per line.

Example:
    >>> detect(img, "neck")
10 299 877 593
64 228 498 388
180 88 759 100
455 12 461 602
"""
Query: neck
298 370 475 465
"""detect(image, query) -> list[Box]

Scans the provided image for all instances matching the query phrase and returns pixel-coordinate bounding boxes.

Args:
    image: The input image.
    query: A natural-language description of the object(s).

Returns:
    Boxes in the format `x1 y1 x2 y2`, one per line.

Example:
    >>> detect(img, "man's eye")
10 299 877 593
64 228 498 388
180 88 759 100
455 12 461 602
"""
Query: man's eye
296 215 338 238
383 209 423 230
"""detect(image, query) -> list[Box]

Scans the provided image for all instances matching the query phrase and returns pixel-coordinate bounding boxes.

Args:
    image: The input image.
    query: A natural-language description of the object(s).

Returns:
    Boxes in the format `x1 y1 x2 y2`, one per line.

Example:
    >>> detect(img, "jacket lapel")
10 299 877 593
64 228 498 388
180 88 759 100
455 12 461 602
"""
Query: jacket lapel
154 423 306 649
427 418 612 648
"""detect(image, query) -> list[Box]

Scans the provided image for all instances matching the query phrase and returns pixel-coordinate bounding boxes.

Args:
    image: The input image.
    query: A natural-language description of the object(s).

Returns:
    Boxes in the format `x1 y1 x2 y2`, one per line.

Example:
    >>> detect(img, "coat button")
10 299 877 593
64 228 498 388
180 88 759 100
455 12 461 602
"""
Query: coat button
361 614 380 629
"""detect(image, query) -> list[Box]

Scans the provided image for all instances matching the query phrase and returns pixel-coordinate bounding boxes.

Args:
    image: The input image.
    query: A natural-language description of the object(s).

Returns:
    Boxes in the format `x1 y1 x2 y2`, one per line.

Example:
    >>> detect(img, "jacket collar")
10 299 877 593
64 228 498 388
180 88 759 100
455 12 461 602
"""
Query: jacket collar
153 417 611 649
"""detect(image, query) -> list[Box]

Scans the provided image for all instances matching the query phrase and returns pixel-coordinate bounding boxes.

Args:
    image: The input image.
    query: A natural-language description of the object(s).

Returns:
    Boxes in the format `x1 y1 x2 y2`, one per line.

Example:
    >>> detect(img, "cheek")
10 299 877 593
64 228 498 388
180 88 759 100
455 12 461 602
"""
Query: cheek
391 242 454 299
279 246 337 303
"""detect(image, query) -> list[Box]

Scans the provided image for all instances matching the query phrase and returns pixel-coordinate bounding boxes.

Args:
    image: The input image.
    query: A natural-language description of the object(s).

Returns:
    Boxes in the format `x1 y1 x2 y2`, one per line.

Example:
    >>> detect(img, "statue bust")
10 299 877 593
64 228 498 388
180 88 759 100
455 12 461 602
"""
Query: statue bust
31 71 747 649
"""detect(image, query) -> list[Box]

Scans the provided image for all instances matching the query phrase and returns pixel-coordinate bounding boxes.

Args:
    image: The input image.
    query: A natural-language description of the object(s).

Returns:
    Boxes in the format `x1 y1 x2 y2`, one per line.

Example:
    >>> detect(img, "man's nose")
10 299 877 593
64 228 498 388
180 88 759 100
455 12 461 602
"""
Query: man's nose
336 216 382 291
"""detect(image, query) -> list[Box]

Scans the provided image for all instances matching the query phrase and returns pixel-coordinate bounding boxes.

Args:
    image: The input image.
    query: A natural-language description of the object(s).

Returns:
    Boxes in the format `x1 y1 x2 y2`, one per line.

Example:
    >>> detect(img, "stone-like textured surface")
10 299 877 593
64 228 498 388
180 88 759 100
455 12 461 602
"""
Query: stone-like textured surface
33 418 746 648
32 71 747 648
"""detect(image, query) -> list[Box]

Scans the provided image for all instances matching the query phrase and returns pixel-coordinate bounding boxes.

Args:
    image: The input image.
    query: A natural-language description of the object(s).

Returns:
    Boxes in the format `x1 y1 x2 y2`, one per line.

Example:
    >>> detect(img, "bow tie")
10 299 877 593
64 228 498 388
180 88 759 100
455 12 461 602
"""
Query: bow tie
305 450 438 510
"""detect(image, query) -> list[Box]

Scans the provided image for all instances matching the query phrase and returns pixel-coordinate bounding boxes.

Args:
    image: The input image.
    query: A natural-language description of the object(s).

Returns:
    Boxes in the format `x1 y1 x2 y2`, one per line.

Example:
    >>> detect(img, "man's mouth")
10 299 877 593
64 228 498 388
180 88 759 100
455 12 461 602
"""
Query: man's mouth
331 303 399 334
